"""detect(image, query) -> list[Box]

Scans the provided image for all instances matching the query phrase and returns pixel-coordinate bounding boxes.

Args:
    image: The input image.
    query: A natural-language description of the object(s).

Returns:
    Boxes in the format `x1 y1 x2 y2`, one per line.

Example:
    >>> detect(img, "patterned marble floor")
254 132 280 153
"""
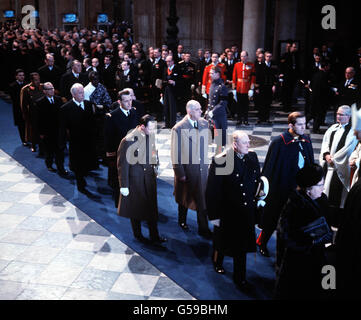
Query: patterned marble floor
0 149 195 300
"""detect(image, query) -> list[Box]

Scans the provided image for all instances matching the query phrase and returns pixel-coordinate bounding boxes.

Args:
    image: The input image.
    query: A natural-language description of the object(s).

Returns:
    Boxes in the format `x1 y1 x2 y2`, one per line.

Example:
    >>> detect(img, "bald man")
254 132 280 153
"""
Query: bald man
171 100 212 238
336 67 360 107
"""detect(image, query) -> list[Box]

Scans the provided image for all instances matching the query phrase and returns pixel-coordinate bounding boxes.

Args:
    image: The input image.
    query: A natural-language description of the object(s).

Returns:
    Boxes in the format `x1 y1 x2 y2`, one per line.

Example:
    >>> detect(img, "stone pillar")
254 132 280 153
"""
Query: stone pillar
241 0 266 61
273 0 298 58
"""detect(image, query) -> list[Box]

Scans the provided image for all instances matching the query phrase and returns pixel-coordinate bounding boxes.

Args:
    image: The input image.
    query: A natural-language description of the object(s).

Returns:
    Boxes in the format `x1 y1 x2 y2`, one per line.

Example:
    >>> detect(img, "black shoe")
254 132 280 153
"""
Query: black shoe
257 244 270 257
58 169 69 176
234 279 251 292
243 121 249 126
179 222 189 231
135 235 151 244
47 166 57 173
212 259 225 274
198 228 212 239
151 236 167 244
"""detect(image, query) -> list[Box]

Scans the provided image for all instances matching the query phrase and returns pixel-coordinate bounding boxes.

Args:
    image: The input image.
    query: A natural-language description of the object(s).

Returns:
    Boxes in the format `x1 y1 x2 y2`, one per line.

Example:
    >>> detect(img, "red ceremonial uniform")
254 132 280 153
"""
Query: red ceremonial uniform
202 63 227 94
232 62 256 94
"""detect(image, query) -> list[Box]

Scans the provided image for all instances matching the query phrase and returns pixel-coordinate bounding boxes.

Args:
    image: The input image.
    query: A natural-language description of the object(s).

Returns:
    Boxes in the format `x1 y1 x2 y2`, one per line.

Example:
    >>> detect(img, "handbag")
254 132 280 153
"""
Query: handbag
301 216 332 245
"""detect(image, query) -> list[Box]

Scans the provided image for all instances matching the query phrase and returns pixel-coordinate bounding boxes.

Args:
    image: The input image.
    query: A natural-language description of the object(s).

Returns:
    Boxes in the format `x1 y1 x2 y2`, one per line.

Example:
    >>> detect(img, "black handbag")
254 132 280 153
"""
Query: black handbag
301 216 332 245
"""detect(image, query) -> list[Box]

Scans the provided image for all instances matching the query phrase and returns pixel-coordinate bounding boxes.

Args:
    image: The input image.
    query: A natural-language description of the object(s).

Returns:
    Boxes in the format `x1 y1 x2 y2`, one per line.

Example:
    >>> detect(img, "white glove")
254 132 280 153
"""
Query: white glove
208 110 213 118
120 187 129 196
257 200 266 207
210 219 220 227
232 89 237 102
248 89 254 98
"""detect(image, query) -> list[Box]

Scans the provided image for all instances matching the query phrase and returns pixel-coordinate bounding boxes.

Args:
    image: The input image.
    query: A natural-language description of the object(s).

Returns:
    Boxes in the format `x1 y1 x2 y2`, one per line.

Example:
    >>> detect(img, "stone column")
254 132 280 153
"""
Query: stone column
273 0 298 58
241 0 266 61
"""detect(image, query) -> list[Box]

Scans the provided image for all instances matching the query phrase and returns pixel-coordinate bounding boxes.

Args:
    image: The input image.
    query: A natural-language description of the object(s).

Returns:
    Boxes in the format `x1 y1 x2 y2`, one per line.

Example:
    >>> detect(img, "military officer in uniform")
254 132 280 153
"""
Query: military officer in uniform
232 51 256 125
206 66 228 152
202 52 227 98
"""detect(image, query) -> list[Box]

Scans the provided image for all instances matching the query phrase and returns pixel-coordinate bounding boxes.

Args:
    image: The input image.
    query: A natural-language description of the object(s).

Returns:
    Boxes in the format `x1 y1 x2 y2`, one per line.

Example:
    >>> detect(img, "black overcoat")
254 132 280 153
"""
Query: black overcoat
59 100 97 174
206 149 261 255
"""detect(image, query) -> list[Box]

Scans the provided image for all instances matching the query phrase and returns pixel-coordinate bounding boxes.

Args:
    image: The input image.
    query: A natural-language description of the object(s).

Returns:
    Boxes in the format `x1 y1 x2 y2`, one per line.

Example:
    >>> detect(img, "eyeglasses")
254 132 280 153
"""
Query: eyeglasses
336 113 347 116
44 87 54 90
315 182 324 187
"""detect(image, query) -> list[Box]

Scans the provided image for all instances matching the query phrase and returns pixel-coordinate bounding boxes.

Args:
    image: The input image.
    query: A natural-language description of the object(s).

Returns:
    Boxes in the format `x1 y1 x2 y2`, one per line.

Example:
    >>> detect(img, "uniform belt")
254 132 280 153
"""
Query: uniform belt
237 79 249 82
182 75 192 79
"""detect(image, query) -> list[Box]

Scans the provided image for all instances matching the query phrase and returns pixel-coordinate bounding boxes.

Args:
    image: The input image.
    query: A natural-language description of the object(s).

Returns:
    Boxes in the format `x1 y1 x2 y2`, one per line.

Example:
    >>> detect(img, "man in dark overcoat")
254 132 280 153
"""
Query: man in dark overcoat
256 112 314 257
59 60 88 101
171 100 212 239
104 89 139 207
206 130 266 291
117 115 166 244
8 69 27 145
59 83 98 193
36 82 67 175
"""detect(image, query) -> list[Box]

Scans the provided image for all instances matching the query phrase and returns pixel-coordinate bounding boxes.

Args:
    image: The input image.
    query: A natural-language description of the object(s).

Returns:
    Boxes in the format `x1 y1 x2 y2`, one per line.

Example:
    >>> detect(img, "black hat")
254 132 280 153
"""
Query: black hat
296 163 324 188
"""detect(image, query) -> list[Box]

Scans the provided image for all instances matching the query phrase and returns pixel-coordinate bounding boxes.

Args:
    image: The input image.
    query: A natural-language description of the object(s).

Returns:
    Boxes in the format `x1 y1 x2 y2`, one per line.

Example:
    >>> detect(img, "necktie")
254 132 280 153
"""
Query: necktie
345 80 350 87
126 111 129 117
194 121 198 129
50 98 54 104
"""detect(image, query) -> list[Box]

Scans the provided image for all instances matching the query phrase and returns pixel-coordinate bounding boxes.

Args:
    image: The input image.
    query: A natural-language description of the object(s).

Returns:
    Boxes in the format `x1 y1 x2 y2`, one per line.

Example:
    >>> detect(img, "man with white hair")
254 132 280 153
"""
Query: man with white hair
171 100 212 238
319 105 358 213
59 83 98 193
206 130 266 291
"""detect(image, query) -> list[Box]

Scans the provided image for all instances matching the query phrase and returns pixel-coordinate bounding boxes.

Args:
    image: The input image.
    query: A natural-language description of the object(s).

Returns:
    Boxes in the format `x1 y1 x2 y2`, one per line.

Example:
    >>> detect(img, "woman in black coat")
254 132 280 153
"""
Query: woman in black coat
275 163 333 300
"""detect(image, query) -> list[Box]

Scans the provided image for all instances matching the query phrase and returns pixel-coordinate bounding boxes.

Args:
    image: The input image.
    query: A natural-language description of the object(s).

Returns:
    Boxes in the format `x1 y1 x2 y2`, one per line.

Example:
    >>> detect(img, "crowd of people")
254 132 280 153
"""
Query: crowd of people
1 20 361 299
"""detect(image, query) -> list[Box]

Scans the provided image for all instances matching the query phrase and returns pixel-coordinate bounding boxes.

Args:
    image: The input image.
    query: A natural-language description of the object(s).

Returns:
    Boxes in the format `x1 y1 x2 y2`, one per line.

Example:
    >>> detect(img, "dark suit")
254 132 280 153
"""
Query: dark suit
8 80 26 144
36 95 65 170
101 64 117 99
310 69 333 132
115 69 137 91
37 65 62 91
337 78 360 107
255 61 277 122
59 99 98 189
162 64 180 128
59 71 88 101
104 106 138 207
150 58 166 116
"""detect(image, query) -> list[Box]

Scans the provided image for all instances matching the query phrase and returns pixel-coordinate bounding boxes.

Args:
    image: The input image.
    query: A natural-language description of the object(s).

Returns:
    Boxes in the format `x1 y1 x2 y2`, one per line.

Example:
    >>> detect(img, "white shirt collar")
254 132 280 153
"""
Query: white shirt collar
187 115 197 127
73 98 84 109
120 107 130 116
